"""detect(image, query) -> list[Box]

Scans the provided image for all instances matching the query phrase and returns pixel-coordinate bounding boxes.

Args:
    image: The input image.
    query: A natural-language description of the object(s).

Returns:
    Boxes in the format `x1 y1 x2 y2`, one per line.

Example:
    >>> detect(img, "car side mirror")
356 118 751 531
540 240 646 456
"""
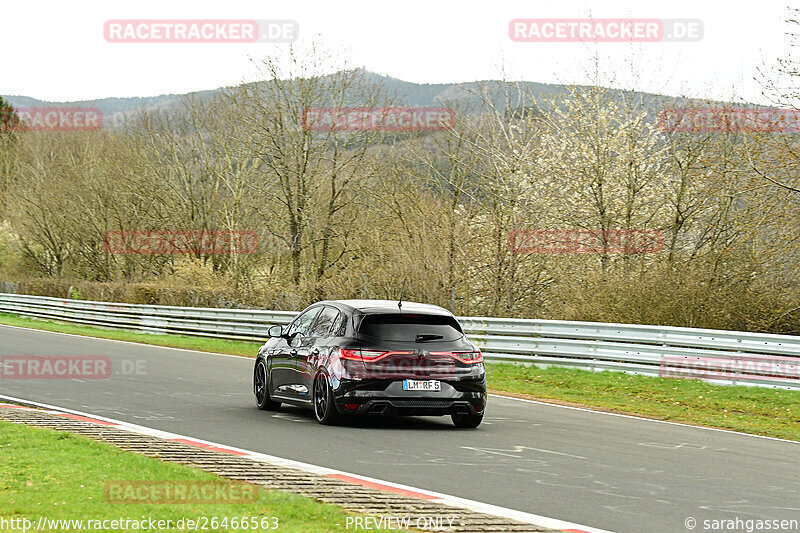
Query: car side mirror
267 325 284 338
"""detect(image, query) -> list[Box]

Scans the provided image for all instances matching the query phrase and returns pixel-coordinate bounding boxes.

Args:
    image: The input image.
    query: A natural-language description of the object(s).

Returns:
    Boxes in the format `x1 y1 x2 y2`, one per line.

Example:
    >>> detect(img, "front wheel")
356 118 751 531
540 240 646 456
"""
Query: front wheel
254 359 281 411
451 412 483 428
313 373 341 425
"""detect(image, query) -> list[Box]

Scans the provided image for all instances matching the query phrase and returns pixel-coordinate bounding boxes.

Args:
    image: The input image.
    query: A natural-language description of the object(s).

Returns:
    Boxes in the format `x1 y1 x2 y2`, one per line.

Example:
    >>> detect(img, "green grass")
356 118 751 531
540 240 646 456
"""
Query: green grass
488 363 800 441
0 312 261 356
0 420 406 532
2 311 798 441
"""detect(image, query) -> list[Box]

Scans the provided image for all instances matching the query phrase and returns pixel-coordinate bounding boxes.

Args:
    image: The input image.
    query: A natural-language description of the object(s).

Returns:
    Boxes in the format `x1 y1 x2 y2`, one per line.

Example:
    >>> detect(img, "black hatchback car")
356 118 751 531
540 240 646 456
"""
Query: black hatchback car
253 299 486 427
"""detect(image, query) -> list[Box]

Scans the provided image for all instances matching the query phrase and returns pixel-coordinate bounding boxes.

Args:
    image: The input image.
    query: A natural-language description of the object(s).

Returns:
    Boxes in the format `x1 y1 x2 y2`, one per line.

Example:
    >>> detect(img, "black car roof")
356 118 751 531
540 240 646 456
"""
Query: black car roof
315 299 452 316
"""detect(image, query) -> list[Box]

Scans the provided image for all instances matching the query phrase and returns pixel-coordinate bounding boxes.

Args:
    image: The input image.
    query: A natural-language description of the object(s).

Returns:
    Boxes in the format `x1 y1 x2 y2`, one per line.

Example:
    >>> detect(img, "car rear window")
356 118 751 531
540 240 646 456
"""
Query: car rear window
358 313 463 342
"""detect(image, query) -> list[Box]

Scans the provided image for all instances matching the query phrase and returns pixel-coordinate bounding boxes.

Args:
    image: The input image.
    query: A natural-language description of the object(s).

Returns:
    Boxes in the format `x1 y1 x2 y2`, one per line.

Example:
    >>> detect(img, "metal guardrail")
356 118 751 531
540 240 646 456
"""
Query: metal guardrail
1 292 798 389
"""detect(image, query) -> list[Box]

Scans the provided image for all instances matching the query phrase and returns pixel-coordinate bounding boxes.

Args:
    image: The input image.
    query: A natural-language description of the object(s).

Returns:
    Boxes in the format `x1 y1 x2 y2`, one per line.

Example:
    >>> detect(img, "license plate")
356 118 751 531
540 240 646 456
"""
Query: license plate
403 379 441 391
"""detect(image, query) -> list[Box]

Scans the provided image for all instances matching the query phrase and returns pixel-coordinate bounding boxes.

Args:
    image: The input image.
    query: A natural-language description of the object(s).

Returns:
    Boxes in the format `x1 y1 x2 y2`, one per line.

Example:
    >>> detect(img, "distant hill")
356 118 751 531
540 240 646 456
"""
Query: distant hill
1 92 215 128
2 70 715 128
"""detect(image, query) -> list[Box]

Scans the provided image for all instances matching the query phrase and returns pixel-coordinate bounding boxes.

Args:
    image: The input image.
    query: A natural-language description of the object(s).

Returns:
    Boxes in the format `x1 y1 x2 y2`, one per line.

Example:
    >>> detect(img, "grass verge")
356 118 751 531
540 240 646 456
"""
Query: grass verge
0 420 406 532
1 311 798 441
489 364 800 441
0 312 261 356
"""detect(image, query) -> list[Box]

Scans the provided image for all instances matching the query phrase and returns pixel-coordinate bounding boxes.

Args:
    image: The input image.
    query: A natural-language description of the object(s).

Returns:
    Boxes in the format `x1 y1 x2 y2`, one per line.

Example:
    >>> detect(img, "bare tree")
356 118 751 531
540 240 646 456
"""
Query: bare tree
225 45 392 289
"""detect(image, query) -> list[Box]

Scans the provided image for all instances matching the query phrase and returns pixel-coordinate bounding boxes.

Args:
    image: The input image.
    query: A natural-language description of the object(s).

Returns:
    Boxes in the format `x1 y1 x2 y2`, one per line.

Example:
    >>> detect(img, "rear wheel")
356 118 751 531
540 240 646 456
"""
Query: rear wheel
451 412 483 428
254 359 281 411
313 372 341 425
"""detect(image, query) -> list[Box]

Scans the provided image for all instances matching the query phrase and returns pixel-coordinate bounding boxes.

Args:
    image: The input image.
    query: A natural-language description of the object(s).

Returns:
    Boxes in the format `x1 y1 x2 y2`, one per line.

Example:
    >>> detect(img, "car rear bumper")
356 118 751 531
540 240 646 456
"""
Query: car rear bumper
333 377 486 416
337 398 484 416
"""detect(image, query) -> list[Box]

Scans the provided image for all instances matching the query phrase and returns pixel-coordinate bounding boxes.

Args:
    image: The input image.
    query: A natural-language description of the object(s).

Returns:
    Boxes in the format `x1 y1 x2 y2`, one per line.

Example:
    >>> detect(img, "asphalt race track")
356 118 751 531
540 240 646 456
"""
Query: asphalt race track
1 324 798 533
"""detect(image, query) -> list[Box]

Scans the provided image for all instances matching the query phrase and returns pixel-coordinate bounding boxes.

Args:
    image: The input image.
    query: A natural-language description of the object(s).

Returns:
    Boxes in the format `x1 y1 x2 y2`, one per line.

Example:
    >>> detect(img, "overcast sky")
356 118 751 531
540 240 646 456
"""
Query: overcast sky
2 0 793 104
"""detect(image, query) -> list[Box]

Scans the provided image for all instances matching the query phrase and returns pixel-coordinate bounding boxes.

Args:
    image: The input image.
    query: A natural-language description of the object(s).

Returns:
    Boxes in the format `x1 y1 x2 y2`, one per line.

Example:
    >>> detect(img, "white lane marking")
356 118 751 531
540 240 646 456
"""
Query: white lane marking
462 445 586 460
4 323 794 445
0 393 613 533
271 413 305 422
488 394 800 445
636 442 726 451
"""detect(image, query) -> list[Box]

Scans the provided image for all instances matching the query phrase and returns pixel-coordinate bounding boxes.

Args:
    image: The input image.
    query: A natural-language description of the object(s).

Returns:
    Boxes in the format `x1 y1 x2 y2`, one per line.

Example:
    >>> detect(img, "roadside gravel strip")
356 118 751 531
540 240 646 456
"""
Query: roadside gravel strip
0 402 606 533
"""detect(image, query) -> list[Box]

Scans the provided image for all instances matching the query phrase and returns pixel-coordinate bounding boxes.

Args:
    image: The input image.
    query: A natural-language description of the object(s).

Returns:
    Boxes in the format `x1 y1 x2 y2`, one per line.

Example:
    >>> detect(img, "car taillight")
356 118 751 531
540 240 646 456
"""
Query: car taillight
338 349 414 362
429 350 484 364
339 349 362 360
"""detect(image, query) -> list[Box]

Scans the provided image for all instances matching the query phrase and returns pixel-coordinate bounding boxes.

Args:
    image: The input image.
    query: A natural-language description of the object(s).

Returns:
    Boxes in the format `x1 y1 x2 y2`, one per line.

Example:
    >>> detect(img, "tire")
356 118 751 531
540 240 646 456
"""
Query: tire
313 372 341 425
451 412 483 428
254 359 281 411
